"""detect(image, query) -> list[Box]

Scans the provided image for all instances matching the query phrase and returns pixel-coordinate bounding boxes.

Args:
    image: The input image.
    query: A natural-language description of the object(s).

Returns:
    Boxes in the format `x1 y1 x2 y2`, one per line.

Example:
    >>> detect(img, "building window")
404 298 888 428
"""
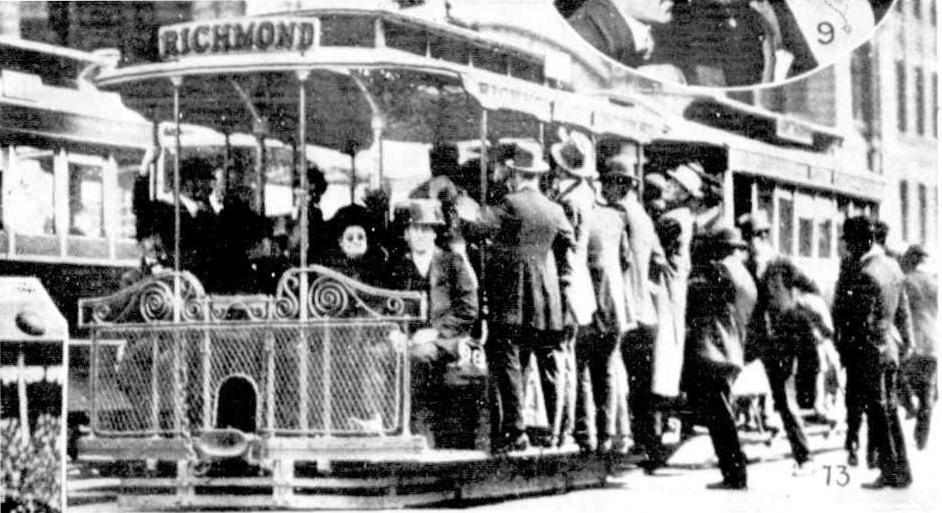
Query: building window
900 181 910 241
68 162 105 238
914 0 922 18
915 66 926 135
919 184 928 243
896 0 903 11
896 61 908 133
6 147 56 236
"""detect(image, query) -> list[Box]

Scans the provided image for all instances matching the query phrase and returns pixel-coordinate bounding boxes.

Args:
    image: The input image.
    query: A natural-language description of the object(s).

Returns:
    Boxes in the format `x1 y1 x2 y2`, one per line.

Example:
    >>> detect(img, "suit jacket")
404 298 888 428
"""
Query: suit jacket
568 0 648 68
465 187 575 331
554 179 598 326
719 255 758 343
904 266 938 358
389 248 479 342
833 247 914 365
616 195 664 328
586 205 631 335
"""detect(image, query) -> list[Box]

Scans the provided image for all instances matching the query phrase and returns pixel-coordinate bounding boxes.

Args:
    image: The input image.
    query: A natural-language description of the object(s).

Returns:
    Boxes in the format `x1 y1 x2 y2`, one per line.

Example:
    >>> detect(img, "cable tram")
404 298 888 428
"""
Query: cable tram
74 7 667 509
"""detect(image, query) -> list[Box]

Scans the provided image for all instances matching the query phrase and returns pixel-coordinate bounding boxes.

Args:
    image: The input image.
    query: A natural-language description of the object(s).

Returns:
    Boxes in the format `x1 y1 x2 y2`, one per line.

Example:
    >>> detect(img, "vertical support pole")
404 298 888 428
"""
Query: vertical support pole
636 142 645 198
88 330 99 437
297 70 311 432
170 76 184 434
349 153 357 204
17 349 29 443
151 334 161 433
372 119 384 190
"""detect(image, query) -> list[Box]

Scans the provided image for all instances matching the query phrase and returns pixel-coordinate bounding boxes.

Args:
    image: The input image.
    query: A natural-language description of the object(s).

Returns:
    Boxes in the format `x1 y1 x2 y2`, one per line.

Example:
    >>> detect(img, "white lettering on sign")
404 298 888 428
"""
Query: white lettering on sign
158 18 319 59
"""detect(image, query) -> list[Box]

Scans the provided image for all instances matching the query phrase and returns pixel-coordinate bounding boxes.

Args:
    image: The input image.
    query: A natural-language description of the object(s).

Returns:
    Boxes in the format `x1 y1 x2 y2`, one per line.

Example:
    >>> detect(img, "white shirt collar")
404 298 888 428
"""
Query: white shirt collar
411 251 434 278
622 12 654 55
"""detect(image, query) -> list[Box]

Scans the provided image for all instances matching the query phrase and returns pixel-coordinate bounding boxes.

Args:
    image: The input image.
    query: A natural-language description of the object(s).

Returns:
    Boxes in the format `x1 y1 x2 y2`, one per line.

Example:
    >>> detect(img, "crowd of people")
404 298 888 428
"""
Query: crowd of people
131 133 936 492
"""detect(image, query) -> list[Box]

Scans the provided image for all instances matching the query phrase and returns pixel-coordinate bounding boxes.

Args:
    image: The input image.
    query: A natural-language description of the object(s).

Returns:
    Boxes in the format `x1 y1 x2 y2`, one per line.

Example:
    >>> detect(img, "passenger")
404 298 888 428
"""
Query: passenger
651 162 702 398
549 129 598 449
752 258 831 476
286 165 328 264
642 172 668 217
133 155 219 287
833 216 913 489
600 154 672 464
571 157 631 453
681 250 749 490
409 143 480 264
318 204 388 287
899 244 938 450
459 140 576 453
214 185 272 294
388 199 479 447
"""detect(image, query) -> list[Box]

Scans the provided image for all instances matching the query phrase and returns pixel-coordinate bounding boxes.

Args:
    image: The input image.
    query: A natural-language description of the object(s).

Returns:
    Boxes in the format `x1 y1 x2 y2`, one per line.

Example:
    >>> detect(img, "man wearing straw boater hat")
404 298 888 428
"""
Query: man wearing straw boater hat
388 199 479 447
600 153 673 464
549 129 599 449
461 140 576 453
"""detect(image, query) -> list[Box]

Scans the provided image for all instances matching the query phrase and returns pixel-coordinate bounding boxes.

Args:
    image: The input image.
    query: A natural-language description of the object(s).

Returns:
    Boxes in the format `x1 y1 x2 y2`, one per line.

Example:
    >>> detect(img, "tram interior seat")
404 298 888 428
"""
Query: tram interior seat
216 375 257 433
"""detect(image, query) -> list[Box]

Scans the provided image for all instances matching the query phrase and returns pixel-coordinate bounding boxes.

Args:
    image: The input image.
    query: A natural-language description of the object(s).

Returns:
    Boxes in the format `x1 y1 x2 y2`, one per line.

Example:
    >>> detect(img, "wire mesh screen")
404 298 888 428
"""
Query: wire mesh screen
91 323 406 437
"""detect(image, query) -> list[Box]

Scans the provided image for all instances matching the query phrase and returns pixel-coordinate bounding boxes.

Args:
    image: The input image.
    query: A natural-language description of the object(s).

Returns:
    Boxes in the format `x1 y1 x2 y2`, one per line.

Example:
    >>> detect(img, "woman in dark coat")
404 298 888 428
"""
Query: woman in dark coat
318 204 388 287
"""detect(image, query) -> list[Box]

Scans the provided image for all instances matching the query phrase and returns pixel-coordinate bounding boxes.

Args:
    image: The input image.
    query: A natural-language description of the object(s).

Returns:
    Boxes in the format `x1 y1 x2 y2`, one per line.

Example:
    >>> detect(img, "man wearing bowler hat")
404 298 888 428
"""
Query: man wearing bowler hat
460 140 576 452
833 216 913 489
388 199 479 446
549 129 599 448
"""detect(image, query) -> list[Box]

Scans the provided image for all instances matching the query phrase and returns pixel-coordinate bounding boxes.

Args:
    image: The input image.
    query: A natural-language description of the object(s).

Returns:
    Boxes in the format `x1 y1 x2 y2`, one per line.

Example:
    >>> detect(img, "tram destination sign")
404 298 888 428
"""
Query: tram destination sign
158 18 319 59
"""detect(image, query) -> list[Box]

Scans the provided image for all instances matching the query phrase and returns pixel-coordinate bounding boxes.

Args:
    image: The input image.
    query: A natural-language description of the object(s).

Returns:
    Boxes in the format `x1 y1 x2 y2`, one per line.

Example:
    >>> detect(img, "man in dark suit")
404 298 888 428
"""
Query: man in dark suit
567 0 675 68
461 141 576 452
833 216 914 489
388 199 479 447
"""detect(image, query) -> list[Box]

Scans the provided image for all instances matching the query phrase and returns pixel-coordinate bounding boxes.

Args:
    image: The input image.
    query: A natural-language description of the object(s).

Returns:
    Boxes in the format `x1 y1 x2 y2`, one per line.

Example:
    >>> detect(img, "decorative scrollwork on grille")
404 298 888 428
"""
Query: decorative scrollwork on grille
79 271 207 327
309 277 350 318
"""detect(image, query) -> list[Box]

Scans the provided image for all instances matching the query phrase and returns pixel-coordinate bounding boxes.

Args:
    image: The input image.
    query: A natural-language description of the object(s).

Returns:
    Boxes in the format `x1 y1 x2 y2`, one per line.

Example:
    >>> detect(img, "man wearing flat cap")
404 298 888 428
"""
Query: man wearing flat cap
833 216 913 489
461 140 576 452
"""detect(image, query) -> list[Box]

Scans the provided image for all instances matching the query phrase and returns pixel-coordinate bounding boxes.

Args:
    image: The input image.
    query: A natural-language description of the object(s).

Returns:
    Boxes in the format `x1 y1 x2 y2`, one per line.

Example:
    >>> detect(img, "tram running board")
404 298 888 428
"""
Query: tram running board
100 449 620 510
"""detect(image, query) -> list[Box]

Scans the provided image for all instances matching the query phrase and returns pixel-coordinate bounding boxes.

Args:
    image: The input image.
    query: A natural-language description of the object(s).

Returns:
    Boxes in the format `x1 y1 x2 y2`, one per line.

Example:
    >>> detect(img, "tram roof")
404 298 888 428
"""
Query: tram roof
88 12 667 152
0 36 103 86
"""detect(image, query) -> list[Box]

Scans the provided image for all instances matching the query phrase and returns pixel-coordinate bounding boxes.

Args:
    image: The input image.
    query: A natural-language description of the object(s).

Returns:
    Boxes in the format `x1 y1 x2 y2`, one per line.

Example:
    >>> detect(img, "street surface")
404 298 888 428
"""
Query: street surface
68 417 939 513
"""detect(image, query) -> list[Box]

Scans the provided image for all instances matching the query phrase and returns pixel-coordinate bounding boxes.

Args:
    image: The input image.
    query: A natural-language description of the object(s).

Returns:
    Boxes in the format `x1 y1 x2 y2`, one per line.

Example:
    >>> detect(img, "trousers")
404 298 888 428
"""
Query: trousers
574 327 622 446
488 323 565 440
623 325 668 462
859 355 912 484
689 375 748 487
763 355 811 464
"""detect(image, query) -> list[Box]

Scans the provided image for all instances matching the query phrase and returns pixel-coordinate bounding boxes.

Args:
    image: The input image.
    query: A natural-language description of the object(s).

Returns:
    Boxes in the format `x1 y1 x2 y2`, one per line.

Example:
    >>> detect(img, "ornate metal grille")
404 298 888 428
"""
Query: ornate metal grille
80 267 425 438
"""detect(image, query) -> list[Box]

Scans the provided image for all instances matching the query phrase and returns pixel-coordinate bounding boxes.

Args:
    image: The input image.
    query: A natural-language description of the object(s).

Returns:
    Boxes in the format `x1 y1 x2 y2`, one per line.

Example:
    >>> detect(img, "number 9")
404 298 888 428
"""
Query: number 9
817 21 835 45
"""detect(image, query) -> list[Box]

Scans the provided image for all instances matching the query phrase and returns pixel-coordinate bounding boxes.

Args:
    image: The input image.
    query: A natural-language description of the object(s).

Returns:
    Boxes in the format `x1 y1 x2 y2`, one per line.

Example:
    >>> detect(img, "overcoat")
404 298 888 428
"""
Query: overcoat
554 178 598 326
568 0 647 68
465 187 575 332
586 205 631 335
834 248 914 366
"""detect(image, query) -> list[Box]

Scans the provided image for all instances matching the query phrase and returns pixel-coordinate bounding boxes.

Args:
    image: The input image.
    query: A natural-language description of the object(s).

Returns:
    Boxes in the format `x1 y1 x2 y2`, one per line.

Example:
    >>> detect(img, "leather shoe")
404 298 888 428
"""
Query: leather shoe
862 476 911 490
706 480 747 490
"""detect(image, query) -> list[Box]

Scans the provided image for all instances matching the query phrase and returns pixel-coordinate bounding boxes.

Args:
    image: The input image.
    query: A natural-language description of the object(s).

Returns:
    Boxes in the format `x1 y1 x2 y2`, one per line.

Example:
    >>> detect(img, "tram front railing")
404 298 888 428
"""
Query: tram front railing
78 266 426 439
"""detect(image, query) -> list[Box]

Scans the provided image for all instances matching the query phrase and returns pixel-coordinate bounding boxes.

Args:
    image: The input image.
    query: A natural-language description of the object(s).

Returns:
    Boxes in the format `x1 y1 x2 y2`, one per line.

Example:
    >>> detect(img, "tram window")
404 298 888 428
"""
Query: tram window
321 15 375 48
778 196 794 255
7 147 56 236
117 167 138 239
798 218 814 257
509 57 544 83
386 22 428 56
430 36 471 65
68 163 105 238
472 47 507 74
918 184 928 243
818 219 833 258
